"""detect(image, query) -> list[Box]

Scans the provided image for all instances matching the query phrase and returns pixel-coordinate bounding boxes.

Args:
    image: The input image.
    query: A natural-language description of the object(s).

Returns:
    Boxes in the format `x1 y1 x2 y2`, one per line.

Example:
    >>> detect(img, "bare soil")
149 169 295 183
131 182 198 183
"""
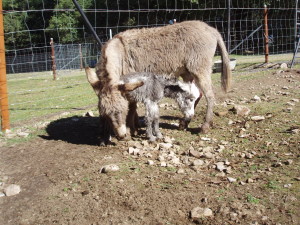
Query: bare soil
1 69 300 225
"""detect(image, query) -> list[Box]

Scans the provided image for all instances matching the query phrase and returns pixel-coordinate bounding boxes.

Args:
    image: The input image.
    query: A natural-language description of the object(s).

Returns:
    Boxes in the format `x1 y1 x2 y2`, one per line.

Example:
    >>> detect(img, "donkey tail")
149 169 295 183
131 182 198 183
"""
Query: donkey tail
216 33 232 93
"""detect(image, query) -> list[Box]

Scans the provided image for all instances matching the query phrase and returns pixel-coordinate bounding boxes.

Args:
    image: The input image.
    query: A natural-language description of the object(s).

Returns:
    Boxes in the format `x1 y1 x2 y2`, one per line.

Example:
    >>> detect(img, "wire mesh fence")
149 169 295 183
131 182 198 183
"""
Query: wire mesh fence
1 0 299 128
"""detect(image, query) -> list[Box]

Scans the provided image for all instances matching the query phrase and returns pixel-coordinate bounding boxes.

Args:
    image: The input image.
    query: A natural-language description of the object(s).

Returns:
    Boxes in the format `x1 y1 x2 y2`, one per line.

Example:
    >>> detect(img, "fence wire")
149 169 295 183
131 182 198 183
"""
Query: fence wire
2 0 299 127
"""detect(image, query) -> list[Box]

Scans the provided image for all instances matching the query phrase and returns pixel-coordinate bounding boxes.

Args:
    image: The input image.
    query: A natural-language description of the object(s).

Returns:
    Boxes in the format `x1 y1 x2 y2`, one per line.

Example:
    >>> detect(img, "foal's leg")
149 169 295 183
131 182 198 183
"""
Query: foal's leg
145 101 157 142
152 103 163 140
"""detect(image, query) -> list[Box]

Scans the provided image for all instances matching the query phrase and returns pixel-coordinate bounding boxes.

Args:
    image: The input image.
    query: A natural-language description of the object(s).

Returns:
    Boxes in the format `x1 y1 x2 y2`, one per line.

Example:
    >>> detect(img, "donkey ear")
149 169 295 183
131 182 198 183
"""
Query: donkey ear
85 67 101 95
118 81 144 92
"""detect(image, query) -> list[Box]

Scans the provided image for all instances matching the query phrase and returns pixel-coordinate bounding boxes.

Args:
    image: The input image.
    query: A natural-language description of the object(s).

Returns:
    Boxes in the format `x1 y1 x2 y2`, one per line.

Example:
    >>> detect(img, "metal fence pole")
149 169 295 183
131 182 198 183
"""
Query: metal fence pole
79 44 83 70
227 0 231 53
50 38 57 80
0 0 10 131
264 5 269 63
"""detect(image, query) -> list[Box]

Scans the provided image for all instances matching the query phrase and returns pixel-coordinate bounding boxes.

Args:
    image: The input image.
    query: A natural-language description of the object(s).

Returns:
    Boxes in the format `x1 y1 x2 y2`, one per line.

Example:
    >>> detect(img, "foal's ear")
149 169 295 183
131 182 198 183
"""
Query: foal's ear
118 81 144 92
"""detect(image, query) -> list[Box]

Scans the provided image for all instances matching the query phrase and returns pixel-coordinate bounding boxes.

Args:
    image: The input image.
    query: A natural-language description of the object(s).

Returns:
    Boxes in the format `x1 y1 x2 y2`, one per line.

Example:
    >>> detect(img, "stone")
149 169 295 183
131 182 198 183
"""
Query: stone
189 149 201 158
280 63 288 69
203 152 214 159
4 184 21 196
128 147 140 155
190 207 213 219
251 116 265 121
17 132 30 138
227 177 237 183
159 143 172 150
215 162 226 171
177 168 185 174
252 95 261 102
160 162 167 167
232 105 251 116
100 164 120 173
193 159 204 166
171 157 181 165
163 136 173 144
147 160 154 165
215 111 228 116
84 111 94 117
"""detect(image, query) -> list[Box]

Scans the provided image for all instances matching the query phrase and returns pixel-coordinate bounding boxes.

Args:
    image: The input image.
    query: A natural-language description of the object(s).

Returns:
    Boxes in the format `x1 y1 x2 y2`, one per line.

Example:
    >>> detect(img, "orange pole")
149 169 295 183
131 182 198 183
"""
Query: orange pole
264 5 269 63
0 0 10 131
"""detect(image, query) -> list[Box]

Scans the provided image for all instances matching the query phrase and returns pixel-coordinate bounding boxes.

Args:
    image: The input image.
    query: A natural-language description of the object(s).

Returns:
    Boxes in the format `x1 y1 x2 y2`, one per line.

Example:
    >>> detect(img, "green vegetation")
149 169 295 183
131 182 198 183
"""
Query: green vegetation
6 70 97 126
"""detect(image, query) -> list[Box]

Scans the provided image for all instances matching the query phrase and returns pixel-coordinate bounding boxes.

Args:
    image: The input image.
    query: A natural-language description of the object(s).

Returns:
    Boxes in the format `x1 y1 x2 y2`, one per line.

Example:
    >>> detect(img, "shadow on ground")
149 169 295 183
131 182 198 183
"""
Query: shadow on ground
40 116 100 146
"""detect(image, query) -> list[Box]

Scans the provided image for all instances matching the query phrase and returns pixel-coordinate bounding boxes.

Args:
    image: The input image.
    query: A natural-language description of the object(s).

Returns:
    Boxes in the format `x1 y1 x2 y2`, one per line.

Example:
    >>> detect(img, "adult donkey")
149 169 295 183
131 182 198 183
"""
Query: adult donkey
87 20 231 140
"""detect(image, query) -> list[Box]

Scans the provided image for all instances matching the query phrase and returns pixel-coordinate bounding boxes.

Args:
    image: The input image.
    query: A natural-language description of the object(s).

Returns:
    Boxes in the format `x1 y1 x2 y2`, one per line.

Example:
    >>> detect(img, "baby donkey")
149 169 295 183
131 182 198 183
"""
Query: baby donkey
122 72 200 142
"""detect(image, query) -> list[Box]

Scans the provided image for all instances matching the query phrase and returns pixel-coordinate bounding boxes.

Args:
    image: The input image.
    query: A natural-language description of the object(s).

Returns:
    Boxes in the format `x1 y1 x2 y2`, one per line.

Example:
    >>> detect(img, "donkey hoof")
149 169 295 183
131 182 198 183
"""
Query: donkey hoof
200 123 210 134
178 119 188 130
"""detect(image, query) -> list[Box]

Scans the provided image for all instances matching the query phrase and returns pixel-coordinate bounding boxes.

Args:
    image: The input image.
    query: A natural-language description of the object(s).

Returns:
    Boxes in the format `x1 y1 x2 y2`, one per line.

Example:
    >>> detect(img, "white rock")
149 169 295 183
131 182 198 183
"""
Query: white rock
4 184 21 196
160 162 167 167
233 105 251 116
163 136 173 144
200 137 211 141
251 116 265 121
291 98 299 103
171 157 181 165
190 207 213 218
100 164 120 173
227 177 237 183
0 192 5 197
128 147 140 155
252 95 261 102
215 162 226 171
177 168 185 174
203 146 214 152
84 111 94 117
159 143 172 150
147 160 154 165
280 63 288 69
193 159 204 166
17 132 30 138
203 152 214 159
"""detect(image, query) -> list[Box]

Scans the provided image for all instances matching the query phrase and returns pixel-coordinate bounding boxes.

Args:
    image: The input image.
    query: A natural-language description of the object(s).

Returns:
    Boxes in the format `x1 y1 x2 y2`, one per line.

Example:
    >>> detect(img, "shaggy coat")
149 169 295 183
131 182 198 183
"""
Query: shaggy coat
122 72 200 142
91 20 231 140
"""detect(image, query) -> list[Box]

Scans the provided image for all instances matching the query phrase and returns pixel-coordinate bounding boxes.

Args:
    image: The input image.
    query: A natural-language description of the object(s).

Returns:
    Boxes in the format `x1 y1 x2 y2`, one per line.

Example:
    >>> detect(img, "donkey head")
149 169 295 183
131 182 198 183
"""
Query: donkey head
85 67 144 140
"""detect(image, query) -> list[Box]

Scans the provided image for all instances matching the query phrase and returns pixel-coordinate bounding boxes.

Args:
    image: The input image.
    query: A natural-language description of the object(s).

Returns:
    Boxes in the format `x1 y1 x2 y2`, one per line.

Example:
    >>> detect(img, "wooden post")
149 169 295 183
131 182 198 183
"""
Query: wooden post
0 0 10 131
50 38 57 80
264 5 269 63
79 44 83 70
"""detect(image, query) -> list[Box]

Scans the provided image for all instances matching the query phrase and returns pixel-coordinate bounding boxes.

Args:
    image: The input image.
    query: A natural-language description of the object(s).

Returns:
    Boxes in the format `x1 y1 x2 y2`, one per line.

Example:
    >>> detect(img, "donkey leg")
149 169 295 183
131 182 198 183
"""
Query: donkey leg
99 115 112 146
194 73 215 133
126 102 138 136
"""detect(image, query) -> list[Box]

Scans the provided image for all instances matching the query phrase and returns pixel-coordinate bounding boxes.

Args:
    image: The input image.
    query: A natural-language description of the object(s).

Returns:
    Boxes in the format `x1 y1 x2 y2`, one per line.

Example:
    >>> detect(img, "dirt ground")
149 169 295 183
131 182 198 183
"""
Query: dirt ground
1 68 299 225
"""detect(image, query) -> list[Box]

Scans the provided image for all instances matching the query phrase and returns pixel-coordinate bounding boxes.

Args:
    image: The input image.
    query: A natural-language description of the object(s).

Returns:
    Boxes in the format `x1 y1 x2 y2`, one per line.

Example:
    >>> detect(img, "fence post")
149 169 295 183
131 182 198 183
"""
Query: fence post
79 44 83 70
264 5 269 63
0 0 10 132
50 38 57 80
227 0 231 53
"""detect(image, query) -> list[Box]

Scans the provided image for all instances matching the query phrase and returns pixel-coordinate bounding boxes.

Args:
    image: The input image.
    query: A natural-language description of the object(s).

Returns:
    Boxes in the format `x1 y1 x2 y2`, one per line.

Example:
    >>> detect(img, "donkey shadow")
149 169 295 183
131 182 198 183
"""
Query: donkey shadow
40 116 100 146
40 115 198 146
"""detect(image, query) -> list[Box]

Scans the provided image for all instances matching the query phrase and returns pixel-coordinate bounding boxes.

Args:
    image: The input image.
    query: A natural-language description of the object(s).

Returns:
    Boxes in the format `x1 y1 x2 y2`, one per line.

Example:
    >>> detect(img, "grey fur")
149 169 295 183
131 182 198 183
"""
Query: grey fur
121 72 200 142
